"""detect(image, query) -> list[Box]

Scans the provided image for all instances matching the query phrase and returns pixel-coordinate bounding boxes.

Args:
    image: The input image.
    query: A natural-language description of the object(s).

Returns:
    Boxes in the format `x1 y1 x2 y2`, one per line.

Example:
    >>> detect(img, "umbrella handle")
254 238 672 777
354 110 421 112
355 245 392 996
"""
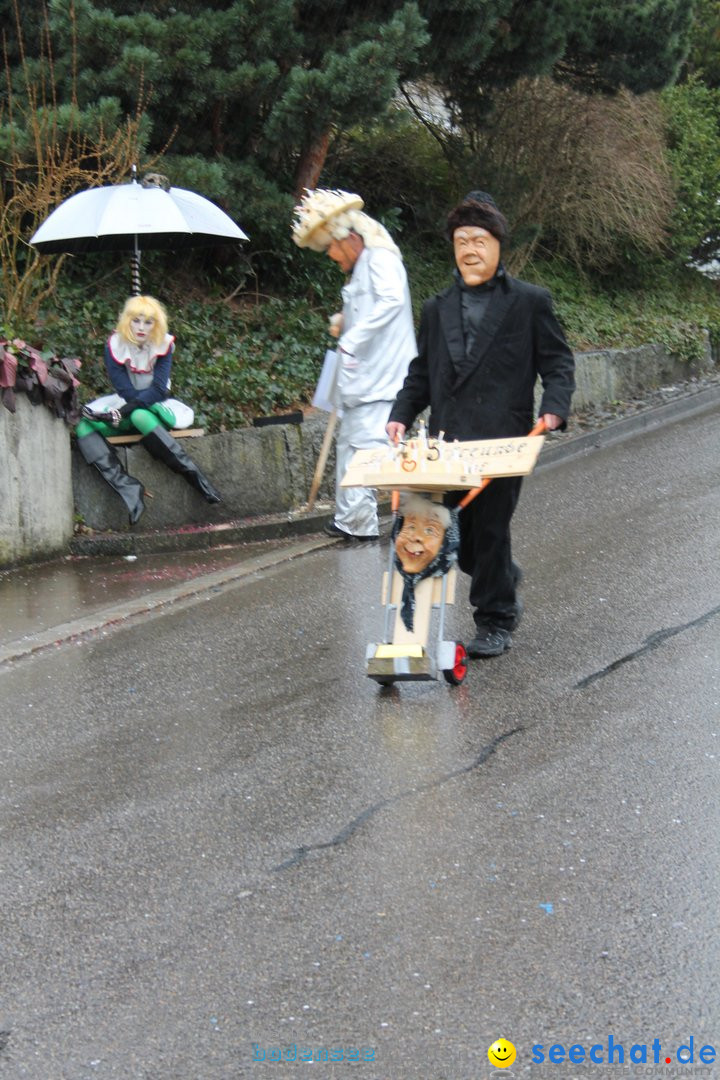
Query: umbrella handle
131 244 141 296
458 417 548 510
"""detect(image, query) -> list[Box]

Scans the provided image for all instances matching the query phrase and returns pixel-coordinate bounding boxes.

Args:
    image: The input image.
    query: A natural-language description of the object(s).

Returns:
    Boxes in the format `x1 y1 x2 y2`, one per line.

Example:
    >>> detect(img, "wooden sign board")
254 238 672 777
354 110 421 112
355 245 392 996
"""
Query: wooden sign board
341 434 545 492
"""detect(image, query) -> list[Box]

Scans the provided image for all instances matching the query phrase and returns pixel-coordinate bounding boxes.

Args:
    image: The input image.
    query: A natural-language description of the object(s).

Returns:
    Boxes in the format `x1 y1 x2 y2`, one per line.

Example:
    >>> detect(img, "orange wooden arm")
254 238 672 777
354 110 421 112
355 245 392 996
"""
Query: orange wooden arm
389 432 402 513
457 418 548 510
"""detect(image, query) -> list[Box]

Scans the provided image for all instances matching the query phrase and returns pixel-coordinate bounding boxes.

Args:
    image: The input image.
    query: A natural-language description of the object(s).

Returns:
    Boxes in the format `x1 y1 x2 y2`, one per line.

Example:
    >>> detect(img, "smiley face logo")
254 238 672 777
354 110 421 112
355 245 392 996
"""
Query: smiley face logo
488 1039 516 1068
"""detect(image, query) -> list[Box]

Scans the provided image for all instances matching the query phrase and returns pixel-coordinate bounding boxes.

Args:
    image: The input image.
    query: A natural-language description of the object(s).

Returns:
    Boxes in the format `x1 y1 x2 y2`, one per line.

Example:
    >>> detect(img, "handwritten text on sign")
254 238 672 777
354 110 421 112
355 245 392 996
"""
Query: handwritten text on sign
341 435 546 492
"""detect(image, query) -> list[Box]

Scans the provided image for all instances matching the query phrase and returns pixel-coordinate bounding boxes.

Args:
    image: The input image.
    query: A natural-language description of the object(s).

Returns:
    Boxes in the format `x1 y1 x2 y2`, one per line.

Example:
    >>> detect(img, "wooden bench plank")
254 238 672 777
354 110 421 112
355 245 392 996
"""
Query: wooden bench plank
107 428 205 444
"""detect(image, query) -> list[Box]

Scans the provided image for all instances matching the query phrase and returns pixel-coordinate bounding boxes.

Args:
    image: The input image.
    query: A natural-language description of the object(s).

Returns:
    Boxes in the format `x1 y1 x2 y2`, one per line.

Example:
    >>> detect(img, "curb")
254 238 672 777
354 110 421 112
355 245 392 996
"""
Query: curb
69 504 336 558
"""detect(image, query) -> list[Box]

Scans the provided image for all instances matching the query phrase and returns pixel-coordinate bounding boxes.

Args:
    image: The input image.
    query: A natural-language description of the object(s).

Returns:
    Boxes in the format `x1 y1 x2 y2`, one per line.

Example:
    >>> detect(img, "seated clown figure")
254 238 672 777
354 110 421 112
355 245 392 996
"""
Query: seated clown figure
393 495 460 632
75 294 221 524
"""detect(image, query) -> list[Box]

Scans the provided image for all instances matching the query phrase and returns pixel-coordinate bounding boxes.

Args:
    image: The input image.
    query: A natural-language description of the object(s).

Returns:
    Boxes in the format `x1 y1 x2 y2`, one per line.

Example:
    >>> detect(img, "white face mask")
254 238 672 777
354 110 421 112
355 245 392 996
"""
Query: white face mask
129 315 155 344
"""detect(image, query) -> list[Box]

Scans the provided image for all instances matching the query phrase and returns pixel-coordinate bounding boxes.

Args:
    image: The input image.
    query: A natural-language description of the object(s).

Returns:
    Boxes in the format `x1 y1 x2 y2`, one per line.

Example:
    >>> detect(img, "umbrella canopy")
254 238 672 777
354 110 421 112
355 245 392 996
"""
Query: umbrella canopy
30 180 248 255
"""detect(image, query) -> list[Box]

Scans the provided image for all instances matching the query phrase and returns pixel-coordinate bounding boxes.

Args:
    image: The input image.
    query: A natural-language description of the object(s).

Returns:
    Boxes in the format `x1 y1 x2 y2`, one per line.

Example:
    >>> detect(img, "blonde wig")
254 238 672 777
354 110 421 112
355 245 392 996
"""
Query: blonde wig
116 295 168 346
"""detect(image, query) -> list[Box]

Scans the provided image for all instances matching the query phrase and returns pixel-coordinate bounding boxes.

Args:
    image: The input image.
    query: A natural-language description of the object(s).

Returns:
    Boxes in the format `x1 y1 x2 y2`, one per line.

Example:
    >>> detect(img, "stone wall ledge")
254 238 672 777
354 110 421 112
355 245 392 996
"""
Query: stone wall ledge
1 339 715 567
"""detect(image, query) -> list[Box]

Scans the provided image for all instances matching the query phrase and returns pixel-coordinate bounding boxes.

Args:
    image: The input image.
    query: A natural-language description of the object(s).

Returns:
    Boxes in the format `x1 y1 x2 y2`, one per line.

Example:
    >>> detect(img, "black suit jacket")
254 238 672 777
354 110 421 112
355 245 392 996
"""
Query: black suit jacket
389 273 575 440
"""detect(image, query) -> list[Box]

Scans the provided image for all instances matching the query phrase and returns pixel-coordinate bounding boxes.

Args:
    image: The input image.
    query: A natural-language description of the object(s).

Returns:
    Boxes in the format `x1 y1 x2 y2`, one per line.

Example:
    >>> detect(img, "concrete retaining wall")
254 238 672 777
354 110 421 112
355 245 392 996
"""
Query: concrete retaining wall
1 339 715 566
0 395 75 565
71 416 332 533
570 338 713 409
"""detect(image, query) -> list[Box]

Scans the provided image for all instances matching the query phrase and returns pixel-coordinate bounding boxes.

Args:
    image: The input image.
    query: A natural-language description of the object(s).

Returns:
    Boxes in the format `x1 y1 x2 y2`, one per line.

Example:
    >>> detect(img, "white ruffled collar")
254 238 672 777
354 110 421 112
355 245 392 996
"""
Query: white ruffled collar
108 332 174 372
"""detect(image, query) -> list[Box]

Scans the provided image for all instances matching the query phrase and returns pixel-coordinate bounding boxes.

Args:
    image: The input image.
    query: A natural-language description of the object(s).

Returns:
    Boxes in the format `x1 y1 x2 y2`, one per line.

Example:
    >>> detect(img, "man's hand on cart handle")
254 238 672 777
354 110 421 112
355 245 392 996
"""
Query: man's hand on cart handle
458 416 549 510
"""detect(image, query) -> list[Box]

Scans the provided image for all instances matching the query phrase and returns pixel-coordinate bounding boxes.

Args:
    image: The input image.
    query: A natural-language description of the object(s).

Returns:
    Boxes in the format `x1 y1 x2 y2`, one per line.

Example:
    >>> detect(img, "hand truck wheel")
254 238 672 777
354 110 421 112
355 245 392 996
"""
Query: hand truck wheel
442 642 468 685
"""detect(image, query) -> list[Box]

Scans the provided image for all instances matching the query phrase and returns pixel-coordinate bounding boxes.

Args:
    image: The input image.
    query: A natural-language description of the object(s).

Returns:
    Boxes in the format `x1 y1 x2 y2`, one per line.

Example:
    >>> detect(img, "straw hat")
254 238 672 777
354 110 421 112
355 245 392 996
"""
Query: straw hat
291 188 364 251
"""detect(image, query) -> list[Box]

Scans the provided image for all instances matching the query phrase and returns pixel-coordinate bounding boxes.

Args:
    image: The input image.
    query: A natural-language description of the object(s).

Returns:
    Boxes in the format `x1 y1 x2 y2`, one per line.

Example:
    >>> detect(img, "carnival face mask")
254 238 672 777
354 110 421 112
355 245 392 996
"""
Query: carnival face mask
453 225 500 286
394 506 447 574
326 232 364 273
392 496 460 632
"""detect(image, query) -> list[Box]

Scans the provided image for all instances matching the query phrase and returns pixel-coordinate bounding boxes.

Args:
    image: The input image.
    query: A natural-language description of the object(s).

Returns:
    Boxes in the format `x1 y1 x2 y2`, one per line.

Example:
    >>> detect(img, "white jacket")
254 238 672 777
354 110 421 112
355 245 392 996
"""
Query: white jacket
337 246 417 407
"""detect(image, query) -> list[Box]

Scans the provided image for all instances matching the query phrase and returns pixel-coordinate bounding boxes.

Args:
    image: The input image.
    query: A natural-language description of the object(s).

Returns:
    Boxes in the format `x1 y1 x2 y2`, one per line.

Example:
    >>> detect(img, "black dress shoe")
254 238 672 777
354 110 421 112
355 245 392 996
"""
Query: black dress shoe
467 625 513 658
323 521 353 539
323 521 378 541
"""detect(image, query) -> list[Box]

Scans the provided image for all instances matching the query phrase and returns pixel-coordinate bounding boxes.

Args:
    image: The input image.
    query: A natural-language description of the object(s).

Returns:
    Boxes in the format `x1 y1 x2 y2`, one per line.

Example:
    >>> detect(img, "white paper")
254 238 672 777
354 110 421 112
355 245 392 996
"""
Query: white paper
312 348 343 416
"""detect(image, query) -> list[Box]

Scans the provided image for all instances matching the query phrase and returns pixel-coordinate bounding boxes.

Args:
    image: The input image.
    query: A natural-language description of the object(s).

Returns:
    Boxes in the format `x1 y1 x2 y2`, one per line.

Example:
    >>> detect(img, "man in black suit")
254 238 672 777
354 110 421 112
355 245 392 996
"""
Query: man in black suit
386 195 575 657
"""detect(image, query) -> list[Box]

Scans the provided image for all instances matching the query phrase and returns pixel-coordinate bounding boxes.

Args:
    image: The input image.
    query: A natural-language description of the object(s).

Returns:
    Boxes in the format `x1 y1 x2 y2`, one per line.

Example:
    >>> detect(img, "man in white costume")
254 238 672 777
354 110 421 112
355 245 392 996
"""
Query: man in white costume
292 189 417 540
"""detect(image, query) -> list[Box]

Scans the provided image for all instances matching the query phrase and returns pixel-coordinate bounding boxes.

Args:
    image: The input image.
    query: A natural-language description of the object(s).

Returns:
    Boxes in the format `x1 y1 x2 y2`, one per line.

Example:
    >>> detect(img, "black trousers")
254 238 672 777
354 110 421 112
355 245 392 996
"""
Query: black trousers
455 476 523 630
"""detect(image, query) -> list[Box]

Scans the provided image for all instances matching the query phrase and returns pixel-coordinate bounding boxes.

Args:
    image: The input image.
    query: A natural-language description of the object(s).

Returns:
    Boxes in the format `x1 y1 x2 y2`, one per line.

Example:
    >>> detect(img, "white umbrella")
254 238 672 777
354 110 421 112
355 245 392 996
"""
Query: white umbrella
30 171 248 292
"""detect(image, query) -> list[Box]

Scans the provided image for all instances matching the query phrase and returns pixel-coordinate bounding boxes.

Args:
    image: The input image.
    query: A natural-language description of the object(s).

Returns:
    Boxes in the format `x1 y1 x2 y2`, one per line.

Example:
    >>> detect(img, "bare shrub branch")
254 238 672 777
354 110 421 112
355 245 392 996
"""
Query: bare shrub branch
0 2 152 328
475 77 675 274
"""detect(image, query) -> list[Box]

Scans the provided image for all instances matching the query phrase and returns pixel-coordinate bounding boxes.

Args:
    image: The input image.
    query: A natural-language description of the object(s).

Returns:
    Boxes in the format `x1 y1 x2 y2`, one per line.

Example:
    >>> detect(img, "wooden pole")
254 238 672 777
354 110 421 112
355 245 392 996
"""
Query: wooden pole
307 408 338 511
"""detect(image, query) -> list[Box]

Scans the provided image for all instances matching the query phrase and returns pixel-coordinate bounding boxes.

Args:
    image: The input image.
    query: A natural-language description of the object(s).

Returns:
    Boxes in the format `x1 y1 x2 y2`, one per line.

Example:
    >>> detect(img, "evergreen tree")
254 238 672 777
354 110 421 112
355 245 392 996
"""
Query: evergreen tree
39 0 428 197
683 0 720 87
662 77 720 261
0 0 699 292
419 0 696 128
4 0 696 202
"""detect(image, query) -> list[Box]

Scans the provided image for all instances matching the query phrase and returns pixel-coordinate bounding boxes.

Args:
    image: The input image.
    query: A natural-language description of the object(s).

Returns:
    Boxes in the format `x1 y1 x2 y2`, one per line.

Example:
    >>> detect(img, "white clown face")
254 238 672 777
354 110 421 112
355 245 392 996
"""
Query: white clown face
129 315 155 344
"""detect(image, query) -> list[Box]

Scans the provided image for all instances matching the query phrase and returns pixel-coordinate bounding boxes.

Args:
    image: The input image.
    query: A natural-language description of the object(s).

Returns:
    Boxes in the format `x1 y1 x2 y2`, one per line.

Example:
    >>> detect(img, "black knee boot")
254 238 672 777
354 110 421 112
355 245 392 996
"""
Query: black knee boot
141 426 221 503
77 430 145 524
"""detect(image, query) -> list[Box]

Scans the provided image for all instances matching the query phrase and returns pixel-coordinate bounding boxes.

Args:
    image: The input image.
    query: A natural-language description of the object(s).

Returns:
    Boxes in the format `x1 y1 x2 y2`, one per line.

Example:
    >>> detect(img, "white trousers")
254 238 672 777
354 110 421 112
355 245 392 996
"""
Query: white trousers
334 400 392 537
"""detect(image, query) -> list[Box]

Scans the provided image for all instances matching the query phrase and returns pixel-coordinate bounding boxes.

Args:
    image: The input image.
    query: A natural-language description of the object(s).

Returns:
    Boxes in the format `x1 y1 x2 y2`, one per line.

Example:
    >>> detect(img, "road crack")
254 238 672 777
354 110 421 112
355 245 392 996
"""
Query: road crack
272 726 523 871
575 602 720 689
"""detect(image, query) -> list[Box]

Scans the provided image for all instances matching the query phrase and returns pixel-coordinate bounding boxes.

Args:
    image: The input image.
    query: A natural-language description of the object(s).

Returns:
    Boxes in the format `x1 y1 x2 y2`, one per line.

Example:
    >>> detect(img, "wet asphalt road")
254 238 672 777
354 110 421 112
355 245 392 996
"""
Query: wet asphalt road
1 407 719 1080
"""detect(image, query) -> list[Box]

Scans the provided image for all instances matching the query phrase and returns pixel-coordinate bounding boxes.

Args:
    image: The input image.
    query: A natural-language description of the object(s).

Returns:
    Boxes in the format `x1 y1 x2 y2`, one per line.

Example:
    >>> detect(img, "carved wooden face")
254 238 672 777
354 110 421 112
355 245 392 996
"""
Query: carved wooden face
395 509 446 574
326 232 364 273
453 225 500 286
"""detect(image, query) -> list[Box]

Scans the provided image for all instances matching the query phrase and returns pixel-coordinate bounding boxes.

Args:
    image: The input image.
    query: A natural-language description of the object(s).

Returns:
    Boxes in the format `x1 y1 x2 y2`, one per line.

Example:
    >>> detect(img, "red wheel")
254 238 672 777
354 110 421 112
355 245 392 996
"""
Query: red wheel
443 642 468 685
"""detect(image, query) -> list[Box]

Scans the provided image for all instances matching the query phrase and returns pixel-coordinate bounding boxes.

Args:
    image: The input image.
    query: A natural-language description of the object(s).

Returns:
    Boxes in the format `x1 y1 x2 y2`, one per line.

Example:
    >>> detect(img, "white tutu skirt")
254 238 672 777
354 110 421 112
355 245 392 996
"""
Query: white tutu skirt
87 393 194 429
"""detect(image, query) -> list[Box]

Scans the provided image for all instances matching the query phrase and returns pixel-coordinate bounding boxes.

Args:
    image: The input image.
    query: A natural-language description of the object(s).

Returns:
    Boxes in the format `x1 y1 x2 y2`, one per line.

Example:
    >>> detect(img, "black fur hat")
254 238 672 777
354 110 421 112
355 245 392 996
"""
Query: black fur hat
463 189 497 208
446 196 509 244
